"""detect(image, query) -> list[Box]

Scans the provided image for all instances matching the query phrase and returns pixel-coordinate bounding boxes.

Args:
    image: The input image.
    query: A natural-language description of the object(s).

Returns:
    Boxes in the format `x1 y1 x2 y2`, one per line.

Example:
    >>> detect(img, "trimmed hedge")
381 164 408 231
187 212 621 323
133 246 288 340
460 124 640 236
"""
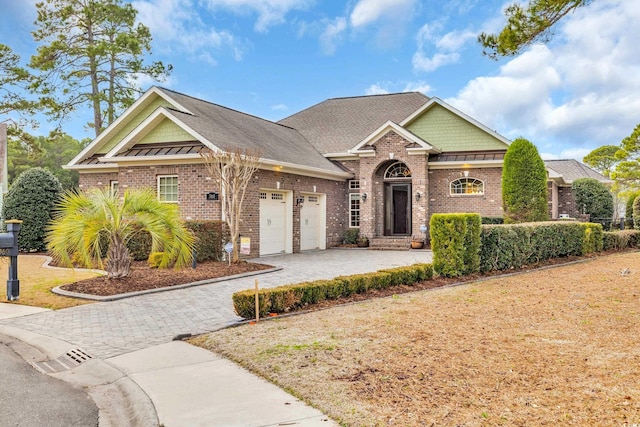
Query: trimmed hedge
232 263 433 318
581 222 604 254
603 229 640 250
127 220 228 262
481 216 504 224
430 213 481 277
634 196 640 230
479 221 600 272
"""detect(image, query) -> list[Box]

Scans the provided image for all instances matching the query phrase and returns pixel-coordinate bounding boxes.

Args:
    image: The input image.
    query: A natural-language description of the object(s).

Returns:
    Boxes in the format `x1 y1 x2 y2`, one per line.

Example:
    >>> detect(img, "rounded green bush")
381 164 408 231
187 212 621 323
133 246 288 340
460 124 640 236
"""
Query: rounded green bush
572 178 614 227
2 167 62 252
502 137 549 223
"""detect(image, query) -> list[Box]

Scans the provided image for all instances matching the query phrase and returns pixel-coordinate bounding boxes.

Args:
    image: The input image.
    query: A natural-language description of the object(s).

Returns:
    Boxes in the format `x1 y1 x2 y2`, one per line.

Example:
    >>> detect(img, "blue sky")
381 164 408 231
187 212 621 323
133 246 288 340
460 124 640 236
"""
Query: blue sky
1 0 639 161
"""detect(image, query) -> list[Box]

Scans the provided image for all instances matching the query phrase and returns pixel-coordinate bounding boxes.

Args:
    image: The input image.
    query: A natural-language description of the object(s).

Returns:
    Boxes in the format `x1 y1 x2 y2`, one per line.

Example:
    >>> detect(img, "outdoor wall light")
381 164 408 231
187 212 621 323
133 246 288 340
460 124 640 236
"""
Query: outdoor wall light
362 193 367 201
415 192 421 201
296 196 304 206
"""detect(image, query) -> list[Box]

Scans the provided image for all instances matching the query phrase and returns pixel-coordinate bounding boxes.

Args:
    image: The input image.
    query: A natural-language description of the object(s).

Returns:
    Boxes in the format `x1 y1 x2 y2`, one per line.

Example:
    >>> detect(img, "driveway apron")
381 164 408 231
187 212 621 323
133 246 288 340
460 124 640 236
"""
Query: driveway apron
0 250 432 359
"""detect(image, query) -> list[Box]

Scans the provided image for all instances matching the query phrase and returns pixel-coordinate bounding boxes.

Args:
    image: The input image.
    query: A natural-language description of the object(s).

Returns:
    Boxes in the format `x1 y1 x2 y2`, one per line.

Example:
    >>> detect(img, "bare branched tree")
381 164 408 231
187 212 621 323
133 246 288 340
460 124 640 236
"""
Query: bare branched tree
201 147 260 262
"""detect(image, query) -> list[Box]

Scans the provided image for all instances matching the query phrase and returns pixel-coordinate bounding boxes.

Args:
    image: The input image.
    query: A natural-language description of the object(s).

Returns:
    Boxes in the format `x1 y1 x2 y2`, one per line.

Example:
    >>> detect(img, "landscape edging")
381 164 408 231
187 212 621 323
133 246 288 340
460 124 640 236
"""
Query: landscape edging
52 267 282 302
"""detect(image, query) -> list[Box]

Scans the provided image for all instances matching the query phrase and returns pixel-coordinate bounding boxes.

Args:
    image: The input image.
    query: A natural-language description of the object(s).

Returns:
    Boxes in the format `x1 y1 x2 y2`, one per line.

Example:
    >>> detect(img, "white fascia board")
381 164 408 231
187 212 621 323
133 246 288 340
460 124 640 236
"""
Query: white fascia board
407 147 434 156
67 86 192 168
350 120 436 154
65 164 119 173
546 166 562 179
324 152 358 161
259 158 353 181
428 160 504 169
400 97 512 147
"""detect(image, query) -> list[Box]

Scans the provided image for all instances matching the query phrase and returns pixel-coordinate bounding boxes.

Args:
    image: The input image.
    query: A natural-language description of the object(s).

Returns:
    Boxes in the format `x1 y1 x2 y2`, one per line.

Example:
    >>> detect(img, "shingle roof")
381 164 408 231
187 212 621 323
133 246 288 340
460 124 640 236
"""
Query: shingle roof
544 159 610 184
278 92 430 154
155 88 346 175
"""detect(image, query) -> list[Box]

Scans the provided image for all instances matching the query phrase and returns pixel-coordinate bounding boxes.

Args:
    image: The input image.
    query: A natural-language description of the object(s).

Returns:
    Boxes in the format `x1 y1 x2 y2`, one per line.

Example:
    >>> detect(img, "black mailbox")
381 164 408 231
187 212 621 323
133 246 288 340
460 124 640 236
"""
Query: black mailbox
3 220 22 301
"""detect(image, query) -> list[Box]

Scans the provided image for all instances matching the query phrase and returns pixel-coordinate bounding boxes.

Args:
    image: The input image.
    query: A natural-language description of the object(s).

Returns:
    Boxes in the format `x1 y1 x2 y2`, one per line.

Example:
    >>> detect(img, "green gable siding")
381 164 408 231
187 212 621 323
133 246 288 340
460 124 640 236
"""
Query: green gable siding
98 97 173 154
406 104 508 152
138 119 194 144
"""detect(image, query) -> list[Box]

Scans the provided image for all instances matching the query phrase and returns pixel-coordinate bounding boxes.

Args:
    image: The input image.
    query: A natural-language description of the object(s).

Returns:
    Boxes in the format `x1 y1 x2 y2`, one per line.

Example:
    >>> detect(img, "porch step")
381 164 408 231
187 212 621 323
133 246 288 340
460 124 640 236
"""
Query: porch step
369 236 411 250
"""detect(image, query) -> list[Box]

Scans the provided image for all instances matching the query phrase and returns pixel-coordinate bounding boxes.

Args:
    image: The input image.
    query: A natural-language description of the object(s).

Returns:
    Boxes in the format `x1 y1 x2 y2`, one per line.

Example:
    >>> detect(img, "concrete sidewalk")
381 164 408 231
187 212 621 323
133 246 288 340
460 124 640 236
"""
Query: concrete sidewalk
1 304 337 426
0 249 432 426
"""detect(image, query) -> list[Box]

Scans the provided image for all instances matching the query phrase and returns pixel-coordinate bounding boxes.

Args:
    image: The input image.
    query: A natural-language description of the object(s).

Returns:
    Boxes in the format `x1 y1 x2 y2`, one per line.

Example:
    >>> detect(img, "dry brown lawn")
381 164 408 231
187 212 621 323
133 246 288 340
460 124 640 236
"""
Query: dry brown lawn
192 252 640 426
1 255 100 309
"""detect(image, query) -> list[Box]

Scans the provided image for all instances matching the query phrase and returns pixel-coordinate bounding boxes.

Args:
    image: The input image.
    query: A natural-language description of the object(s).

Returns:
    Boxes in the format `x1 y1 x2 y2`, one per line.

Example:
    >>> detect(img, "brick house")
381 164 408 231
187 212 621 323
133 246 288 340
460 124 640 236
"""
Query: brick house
66 87 608 255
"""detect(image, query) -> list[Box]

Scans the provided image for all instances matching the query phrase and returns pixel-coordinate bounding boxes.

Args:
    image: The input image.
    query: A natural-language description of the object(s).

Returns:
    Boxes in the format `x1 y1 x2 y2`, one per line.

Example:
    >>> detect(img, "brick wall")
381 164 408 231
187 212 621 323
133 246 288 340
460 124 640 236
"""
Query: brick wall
343 130 428 238
427 167 503 219
80 165 222 220
242 170 348 252
80 164 349 254
557 185 586 219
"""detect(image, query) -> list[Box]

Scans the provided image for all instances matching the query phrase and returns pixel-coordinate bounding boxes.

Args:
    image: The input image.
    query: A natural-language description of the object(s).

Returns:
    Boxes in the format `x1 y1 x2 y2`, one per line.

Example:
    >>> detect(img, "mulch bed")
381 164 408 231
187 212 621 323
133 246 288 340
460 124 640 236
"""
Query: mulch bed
59 260 273 296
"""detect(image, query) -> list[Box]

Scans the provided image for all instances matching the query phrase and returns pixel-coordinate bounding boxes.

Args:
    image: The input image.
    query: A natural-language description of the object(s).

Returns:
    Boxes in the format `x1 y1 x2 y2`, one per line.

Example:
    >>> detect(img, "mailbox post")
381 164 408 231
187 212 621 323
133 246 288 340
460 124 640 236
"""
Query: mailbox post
3 220 22 301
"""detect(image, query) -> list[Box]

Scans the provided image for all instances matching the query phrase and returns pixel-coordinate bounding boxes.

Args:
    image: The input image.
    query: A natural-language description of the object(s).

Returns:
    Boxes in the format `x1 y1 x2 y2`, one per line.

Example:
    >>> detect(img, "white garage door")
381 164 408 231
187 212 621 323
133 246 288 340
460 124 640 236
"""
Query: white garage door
260 191 287 255
300 194 323 251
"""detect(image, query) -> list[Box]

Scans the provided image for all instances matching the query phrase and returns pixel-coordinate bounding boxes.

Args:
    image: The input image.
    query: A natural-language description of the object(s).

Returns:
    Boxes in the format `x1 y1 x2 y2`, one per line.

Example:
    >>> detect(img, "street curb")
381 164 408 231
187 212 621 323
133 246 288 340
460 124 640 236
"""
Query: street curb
0 328 158 427
51 266 283 301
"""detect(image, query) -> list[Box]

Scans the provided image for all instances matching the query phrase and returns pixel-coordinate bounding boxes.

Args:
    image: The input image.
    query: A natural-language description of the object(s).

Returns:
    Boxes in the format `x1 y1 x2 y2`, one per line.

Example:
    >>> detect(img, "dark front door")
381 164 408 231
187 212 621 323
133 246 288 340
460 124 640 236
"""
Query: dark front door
384 183 411 235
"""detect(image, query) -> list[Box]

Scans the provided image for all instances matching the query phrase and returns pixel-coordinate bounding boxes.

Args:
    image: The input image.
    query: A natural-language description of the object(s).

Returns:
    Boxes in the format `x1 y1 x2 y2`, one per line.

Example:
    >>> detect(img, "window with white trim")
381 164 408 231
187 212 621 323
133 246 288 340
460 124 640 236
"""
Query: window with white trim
110 180 119 196
349 179 360 190
158 175 178 202
450 177 484 195
349 193 360 227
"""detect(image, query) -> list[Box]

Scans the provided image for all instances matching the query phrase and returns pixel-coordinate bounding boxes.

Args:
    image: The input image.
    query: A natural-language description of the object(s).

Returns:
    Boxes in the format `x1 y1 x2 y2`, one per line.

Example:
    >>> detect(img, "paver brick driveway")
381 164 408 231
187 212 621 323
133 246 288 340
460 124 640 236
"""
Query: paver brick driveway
1 249 432 358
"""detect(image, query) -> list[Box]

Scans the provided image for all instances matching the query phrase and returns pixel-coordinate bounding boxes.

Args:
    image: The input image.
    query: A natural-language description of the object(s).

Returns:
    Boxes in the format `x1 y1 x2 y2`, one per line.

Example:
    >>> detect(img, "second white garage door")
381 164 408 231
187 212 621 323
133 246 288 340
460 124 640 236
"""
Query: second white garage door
260 191 287 255
300 194 325 251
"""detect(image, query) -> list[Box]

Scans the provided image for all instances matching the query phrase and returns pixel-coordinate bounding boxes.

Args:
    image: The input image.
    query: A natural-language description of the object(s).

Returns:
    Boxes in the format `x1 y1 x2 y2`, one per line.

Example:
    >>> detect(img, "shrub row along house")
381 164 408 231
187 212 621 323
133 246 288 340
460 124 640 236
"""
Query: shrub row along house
66 87 609 255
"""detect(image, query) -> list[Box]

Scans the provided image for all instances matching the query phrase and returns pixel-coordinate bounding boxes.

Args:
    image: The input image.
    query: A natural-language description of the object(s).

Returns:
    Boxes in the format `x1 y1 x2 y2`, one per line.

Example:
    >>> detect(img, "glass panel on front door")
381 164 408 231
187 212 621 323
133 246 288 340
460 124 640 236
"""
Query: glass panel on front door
384 183 411 235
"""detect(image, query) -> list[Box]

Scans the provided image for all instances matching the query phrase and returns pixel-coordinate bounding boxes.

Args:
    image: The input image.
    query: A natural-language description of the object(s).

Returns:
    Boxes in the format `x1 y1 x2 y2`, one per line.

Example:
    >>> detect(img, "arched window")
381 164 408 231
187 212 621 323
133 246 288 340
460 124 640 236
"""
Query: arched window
450 177 484 195
384 162 411 179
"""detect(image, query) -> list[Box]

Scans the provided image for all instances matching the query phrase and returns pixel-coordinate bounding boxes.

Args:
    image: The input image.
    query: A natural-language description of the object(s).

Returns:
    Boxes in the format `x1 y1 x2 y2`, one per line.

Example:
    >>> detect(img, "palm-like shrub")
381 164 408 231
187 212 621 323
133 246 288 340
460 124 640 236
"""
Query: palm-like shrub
47 187 195 278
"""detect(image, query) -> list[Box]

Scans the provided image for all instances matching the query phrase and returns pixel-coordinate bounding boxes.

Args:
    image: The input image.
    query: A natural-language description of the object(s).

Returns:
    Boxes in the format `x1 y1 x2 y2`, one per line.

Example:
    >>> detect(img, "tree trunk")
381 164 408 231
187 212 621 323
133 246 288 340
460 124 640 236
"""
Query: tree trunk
107 234 131 278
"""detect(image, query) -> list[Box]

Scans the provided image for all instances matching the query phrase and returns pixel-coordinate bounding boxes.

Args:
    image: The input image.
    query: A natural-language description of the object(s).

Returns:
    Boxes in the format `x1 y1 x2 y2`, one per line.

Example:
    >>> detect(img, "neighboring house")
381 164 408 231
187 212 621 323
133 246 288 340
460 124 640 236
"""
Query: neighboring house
65 87 607 255
545 159 612 219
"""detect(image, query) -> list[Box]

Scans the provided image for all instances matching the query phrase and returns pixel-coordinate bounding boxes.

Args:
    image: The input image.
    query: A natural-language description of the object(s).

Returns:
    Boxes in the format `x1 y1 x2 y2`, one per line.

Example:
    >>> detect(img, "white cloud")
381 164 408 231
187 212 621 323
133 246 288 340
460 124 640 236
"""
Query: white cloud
350 0 416 28
202 0 312 32
365 80 432 95
133 0 245 64
319 17 347 55
271 103 288 112
413 52 460 72
365 84 391 95
540 148 592 161
412 22 476 72
447 0 640 153
403 81 432 94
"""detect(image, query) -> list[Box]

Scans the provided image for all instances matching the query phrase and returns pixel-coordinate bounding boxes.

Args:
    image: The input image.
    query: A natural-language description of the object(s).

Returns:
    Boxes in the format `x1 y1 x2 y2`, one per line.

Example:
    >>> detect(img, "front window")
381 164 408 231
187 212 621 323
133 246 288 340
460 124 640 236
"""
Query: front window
110 180 119 196
349 193 360 227
450 177 484 195
158 175 178 202
349 179 360 190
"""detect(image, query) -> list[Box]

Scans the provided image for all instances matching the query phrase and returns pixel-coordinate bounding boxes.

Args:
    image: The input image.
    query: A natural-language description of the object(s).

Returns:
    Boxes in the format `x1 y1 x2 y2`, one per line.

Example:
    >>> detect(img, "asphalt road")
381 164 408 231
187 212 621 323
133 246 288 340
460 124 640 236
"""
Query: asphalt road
0 338 98 427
